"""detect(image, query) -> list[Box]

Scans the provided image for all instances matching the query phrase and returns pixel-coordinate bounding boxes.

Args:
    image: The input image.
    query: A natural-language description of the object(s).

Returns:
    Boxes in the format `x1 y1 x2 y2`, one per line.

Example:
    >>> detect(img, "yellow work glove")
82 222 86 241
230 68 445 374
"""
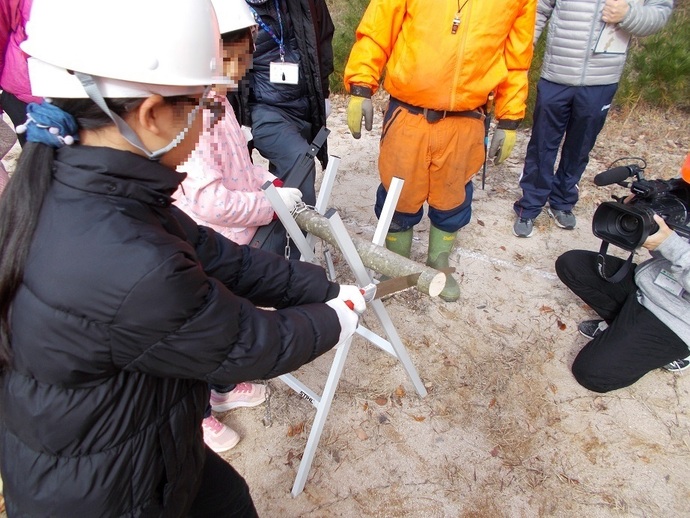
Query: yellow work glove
488 120 520 165
346 85 373 139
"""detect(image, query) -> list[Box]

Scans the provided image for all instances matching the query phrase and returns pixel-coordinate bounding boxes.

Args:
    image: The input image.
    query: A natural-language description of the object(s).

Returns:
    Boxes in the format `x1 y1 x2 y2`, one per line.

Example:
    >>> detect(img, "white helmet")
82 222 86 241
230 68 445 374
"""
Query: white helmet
212 0 257 35
22 0 231 98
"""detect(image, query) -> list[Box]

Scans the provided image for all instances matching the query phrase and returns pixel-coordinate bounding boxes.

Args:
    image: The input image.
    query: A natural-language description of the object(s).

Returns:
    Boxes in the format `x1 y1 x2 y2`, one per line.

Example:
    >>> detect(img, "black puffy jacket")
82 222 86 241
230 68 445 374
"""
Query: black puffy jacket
233 0 334 168
0 146 341 516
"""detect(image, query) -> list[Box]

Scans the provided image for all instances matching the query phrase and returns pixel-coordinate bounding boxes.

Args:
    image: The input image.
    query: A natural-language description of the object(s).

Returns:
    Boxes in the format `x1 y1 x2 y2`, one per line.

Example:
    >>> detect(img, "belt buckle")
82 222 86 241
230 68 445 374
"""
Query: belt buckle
422 108 445 124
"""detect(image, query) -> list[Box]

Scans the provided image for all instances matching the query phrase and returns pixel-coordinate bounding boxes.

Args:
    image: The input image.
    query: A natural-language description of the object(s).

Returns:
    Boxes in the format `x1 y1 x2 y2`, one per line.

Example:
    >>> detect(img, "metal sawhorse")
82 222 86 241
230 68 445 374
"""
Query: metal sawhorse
261 159 426 496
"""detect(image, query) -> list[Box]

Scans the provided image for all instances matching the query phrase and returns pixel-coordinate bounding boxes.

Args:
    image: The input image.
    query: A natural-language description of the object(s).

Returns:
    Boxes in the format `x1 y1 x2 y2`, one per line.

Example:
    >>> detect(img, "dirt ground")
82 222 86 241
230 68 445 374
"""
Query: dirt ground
1 98 688 517
224 95 690 517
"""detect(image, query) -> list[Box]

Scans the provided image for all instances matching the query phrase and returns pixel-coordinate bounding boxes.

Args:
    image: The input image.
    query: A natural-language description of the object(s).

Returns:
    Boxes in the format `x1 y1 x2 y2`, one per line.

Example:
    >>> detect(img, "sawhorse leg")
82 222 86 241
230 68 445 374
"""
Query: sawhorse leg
372 176 404 247
280 337 354 496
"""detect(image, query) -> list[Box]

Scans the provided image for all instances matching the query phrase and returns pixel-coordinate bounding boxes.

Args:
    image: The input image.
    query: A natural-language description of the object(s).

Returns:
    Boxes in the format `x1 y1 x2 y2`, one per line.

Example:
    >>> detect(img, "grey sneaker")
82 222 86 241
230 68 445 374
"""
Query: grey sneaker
578 319 608 340
663 356 690 373
513 216 534 238
548 208 576 229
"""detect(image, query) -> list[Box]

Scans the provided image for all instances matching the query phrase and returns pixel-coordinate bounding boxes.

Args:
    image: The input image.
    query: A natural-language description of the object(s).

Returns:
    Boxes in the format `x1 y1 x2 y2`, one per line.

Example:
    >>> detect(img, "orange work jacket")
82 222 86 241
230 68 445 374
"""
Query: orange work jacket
344 0 537 123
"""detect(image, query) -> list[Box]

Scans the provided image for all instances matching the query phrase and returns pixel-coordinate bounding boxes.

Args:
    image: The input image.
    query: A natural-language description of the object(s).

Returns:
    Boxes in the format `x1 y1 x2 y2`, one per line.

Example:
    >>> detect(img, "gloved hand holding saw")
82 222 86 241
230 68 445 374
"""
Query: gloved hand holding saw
326 284 365 348
337 284 366 314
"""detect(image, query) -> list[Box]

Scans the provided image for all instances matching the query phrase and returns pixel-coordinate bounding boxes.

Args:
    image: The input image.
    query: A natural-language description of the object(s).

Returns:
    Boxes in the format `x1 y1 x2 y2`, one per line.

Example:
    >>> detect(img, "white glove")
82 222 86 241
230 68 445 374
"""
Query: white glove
325 298 360 348
337 284 366 314
324 98 332 119
275 187 303 212
240 125 253 143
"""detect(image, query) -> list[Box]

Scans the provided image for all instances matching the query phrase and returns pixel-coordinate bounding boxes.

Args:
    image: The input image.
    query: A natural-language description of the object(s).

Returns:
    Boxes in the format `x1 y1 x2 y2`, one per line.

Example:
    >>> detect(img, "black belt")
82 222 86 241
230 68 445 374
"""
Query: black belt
392 98 485 124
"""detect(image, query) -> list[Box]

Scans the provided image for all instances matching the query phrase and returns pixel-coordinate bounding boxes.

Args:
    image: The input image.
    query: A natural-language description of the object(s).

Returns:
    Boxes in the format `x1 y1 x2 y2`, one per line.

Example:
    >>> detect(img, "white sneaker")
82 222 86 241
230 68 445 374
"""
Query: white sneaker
202 415 240 453
210 382 267 412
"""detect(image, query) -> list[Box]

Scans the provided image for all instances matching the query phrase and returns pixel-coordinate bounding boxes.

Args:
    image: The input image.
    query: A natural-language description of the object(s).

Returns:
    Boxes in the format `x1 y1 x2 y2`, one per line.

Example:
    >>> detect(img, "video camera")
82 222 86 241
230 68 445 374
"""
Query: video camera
592 158 690 251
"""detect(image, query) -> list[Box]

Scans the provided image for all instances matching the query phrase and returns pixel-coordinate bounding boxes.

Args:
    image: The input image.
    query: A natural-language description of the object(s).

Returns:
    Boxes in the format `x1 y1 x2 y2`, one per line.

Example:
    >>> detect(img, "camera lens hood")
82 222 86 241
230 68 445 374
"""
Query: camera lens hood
592 201 656 251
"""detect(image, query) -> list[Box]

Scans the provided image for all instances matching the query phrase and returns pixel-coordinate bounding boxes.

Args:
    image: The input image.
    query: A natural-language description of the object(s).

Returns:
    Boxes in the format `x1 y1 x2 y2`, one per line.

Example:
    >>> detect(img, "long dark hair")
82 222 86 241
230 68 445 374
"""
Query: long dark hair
0 97 143 370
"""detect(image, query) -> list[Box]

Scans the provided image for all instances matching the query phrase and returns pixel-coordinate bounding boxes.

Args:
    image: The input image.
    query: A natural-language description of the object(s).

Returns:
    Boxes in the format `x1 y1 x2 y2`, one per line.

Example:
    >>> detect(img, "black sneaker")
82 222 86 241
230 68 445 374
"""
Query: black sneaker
578 319 608 340
663 356 690 373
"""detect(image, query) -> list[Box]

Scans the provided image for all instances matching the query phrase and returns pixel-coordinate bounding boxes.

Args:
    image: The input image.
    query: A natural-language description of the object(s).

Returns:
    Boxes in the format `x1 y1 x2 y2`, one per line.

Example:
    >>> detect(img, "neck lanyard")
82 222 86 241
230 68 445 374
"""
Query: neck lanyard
451 0 470 34
249 0 285 61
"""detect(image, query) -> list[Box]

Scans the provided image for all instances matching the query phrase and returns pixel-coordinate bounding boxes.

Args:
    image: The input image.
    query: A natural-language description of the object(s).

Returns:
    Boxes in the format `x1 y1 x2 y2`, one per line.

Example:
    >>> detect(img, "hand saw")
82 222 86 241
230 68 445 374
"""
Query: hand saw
344 267 455 310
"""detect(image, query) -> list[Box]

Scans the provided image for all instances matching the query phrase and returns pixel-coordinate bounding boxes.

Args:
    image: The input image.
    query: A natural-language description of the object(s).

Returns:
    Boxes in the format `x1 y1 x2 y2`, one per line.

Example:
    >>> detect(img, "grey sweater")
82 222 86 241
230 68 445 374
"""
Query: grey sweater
536 0 673 86
635 232 690 348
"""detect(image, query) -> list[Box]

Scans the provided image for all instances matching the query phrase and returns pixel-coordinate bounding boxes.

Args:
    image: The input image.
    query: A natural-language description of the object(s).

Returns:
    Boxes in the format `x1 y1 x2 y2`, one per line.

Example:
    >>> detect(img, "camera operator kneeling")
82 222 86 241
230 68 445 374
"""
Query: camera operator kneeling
556 211 690 393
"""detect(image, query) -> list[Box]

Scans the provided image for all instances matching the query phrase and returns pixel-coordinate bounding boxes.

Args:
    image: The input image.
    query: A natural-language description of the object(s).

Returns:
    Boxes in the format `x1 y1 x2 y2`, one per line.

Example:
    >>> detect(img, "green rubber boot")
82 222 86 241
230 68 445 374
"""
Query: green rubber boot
426 225 459 302
385 228 413 258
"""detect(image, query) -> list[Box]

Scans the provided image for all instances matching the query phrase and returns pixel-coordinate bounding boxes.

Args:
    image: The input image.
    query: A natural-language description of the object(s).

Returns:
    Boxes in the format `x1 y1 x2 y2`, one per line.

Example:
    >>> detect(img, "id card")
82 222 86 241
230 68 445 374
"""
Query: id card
270 61 299 85
653 269 685 298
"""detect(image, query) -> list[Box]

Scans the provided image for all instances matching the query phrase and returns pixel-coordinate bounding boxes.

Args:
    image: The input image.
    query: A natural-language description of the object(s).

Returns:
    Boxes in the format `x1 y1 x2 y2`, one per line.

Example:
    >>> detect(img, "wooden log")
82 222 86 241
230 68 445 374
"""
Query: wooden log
294 209 447 297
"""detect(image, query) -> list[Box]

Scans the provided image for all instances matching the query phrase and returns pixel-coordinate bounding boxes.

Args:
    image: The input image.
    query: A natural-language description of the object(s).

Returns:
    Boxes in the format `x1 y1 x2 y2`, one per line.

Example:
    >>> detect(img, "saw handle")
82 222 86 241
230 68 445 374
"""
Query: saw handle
344 289 365 311
344 284 377 311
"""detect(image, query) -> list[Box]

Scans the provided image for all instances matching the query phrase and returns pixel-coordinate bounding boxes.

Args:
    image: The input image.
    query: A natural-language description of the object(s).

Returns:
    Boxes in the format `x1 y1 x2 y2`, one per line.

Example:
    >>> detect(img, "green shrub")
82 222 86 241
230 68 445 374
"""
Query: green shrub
327 0 369 93
615 7 690 111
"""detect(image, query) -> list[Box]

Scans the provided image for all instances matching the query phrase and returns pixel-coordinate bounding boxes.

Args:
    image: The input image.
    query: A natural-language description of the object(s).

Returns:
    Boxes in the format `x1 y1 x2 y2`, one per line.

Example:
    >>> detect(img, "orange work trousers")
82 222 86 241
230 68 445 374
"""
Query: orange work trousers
378 104 485 214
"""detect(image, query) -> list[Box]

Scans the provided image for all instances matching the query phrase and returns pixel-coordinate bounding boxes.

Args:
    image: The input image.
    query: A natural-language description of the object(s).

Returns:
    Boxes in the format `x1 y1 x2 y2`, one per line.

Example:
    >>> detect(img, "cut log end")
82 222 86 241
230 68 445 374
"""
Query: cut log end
417 270 446 298
427 272 446 298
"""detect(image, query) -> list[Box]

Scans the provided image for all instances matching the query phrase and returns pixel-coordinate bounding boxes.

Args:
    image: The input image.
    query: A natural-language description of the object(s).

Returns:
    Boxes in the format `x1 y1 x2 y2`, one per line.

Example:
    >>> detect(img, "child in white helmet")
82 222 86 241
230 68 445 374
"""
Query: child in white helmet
175 0 306 454
0 0 364 515
177 0 303 247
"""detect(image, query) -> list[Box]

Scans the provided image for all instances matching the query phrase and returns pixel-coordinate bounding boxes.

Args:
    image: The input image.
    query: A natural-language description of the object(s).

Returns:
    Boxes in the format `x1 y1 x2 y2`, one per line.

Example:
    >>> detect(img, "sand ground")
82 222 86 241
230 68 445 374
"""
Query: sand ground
1 98 688 517
227 95 689 517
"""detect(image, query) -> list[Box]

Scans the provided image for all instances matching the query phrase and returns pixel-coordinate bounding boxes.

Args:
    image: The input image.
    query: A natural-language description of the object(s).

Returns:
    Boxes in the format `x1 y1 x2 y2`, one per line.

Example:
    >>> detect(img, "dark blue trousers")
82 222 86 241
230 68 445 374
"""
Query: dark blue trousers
204 384 236 419
374 181 474 233
249 103 317 206
514 79 618 219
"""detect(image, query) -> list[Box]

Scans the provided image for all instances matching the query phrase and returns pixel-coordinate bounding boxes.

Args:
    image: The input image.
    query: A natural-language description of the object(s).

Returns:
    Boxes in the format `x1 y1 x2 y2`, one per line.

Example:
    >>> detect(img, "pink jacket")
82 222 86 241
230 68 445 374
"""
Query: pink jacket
0 0 41 105
175 94 277 244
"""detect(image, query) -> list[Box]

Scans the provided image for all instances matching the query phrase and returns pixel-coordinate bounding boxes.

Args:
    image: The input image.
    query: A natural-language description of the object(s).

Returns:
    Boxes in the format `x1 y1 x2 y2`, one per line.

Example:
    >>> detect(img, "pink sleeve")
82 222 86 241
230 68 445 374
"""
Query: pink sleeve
177 96 278 229
254 164 277 186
